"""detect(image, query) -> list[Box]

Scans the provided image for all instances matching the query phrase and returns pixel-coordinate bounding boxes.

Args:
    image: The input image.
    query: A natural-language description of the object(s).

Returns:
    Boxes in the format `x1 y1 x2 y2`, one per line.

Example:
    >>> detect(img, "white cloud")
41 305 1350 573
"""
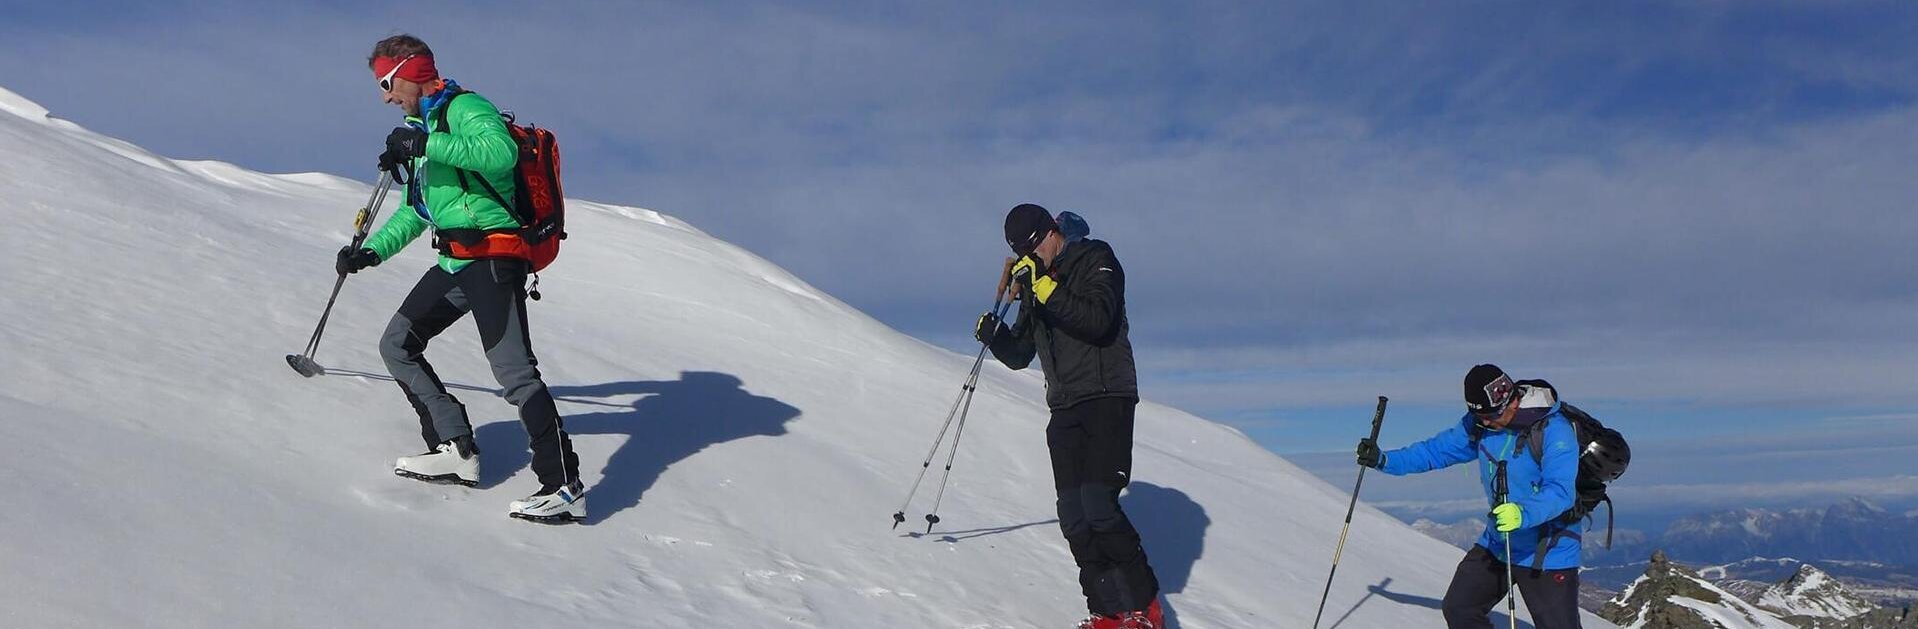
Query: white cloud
1611 476 1918 511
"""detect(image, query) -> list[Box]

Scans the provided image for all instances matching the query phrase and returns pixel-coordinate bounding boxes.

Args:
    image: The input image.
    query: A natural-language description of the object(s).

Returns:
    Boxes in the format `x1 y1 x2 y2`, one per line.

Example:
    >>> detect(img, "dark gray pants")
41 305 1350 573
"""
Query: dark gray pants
1442 545 1582 629
1048 397 1159 616
379 259 579 490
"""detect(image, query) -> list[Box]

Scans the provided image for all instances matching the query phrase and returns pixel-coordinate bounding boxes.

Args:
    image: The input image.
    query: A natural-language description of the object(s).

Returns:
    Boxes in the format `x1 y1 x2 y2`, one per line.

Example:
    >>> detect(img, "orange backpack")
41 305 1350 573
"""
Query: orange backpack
430 90 566 278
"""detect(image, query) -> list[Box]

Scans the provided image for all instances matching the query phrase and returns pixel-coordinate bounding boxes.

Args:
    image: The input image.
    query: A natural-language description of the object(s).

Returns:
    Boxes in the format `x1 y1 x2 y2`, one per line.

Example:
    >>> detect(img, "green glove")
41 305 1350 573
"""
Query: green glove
1491 502 1523 533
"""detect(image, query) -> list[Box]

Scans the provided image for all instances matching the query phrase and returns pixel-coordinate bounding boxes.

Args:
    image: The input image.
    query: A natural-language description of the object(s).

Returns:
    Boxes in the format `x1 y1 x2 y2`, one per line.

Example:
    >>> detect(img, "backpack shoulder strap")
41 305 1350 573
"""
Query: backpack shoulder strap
1524 410 1577 466
457 164 515 223
430 89 468 133
429 90 519 223
1528 417 1548 467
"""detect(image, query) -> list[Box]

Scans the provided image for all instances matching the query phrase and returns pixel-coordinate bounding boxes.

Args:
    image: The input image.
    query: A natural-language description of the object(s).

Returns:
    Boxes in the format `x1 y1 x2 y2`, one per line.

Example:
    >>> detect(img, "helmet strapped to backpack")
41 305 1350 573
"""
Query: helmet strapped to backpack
1579 417 1631 484
1544 402 1630 523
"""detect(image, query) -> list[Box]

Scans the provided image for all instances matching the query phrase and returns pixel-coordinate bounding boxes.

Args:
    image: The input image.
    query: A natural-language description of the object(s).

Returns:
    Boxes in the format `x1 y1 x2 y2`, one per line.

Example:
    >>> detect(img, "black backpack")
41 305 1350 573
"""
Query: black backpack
1533 402 1630 530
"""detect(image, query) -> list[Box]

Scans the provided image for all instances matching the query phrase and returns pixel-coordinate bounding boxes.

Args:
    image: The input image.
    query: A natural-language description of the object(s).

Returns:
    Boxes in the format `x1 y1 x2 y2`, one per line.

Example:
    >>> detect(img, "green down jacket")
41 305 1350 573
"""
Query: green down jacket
364 88 519 274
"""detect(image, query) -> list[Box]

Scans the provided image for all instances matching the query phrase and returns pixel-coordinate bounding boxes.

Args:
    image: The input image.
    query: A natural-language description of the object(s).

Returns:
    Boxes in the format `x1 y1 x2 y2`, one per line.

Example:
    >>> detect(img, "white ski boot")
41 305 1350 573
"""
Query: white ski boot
508 480 587 524
394 437 479 487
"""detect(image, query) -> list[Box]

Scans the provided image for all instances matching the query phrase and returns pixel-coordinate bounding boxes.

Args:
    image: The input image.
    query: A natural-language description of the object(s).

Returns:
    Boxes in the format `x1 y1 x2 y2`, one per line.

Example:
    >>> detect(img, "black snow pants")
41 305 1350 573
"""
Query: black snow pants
378 259 579 490
1442 545 1583 629
1048 396 1159 616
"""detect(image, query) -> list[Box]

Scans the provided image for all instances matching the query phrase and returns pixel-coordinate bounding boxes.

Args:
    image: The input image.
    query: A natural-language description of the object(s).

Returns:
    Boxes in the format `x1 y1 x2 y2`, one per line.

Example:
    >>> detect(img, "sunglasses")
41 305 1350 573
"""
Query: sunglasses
1007 229 1045 258
378 55 414 93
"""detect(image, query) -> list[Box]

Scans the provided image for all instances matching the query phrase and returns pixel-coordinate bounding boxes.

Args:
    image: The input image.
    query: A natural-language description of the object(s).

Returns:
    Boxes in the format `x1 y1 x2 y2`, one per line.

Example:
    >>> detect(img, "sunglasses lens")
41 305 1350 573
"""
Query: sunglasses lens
380 78 393 92
1015 232 1046 257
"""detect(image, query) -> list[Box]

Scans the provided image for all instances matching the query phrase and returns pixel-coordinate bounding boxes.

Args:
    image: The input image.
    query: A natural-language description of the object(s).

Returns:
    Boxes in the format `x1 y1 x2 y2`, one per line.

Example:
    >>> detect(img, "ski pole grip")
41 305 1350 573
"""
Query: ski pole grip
348 170 396 248
995 256 1016 301
1366 396 1388 442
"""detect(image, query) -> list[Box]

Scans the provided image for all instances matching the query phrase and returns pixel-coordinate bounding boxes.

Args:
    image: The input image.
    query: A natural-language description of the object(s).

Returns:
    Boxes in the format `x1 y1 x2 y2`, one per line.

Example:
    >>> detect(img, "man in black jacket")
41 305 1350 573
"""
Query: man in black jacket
976 203 1162 629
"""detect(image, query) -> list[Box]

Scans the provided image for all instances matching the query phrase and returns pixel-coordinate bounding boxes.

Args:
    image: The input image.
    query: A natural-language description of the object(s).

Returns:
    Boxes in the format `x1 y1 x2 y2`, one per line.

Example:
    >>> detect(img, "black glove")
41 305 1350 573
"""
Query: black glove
379 126 428 173
336 246 381 275
1356 438 1385 469
974 311 1004 344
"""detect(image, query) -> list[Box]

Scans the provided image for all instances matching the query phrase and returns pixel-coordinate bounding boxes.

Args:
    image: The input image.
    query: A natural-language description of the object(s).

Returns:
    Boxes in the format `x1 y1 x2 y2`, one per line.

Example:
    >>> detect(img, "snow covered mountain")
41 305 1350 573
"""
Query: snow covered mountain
1753 565 1879 620
1575 499 1918 605
1662 499 1918 567
1602 551 1802 628
0 85 1623 628
1723 559 1918 610
1601 552 1911 629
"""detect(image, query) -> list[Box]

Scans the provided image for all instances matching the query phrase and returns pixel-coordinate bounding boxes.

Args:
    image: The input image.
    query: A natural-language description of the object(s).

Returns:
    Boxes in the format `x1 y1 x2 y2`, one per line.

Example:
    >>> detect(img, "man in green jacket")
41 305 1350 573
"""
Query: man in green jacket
341 34 583 523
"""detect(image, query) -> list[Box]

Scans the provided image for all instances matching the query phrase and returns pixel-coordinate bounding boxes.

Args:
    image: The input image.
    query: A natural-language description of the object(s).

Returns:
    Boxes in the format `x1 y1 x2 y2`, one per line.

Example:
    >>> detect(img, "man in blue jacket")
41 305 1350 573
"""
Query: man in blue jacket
1356 364 1583 629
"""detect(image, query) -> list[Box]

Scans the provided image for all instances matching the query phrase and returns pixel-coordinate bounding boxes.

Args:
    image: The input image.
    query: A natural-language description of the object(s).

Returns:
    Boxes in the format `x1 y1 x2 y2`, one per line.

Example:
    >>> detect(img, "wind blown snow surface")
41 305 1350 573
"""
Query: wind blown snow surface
0 86 1619 628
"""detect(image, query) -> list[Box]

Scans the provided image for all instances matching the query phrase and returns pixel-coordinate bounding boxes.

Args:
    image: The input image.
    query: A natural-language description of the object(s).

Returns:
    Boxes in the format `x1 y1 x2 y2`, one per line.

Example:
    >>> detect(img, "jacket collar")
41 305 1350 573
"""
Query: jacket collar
1505 384 1561 432
1465 384 1563 436
420 78 463 124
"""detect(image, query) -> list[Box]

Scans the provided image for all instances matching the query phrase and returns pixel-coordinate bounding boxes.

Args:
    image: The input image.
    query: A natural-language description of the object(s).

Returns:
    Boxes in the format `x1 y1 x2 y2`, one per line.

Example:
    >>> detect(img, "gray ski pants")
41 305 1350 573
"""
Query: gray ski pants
379 259 578 489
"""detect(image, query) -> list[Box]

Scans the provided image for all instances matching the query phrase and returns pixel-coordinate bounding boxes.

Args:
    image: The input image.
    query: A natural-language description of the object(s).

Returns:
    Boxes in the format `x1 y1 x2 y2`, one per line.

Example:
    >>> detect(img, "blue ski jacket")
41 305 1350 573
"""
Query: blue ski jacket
1378 386 1584 570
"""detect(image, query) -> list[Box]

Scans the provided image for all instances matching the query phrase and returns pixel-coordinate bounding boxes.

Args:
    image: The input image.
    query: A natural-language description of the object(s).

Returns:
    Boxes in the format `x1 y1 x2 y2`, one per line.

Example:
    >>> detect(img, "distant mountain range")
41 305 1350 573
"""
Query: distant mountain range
1598 552 1915 629
1411 497 1918 623
1413 497 1918 603
1662 498 1918 567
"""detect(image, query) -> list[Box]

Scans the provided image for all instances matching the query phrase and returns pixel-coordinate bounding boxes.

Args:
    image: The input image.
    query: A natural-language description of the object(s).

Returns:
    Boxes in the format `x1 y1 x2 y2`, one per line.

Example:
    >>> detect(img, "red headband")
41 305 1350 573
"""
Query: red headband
371 54 439 86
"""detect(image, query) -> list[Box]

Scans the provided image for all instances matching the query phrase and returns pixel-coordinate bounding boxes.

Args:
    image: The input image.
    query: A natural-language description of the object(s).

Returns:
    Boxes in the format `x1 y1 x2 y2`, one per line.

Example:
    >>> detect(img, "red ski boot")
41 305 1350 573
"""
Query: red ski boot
1075 613 1121 629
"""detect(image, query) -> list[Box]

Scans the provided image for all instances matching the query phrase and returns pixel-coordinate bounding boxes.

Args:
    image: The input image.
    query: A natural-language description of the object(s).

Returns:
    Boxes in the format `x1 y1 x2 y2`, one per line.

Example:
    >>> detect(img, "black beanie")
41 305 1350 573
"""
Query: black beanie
1463 364 1515 414
1004 203 1057 255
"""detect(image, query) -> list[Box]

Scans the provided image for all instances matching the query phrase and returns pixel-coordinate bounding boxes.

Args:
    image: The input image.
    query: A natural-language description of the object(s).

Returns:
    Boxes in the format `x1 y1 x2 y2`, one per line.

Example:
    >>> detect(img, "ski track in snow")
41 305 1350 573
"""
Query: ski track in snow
0 85 1621 628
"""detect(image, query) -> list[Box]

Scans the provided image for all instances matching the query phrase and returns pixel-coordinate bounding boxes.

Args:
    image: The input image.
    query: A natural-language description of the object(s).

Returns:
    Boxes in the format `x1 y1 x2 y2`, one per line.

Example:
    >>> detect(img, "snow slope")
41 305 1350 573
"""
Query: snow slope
0 86 1619 628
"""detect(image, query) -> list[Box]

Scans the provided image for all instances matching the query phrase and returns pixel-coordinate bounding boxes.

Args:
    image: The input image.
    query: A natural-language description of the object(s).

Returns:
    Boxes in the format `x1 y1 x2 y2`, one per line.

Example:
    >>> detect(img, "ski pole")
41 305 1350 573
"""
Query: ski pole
287 170 396 377
1497 460 1517 629
891 261 1015 530
892 294 1011 530
891 335 989 529
921 349 989 534
1504 531 1517 629
1310 396 1389 629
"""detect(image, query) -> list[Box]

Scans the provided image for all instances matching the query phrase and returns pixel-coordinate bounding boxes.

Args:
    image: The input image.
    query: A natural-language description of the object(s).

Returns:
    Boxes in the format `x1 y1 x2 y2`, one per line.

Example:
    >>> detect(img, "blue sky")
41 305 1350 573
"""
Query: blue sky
3 2 1915 479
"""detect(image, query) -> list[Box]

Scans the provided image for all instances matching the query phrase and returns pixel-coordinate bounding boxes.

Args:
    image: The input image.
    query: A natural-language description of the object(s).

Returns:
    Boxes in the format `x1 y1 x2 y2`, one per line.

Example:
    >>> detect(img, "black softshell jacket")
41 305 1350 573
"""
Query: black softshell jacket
987 239 1140 410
